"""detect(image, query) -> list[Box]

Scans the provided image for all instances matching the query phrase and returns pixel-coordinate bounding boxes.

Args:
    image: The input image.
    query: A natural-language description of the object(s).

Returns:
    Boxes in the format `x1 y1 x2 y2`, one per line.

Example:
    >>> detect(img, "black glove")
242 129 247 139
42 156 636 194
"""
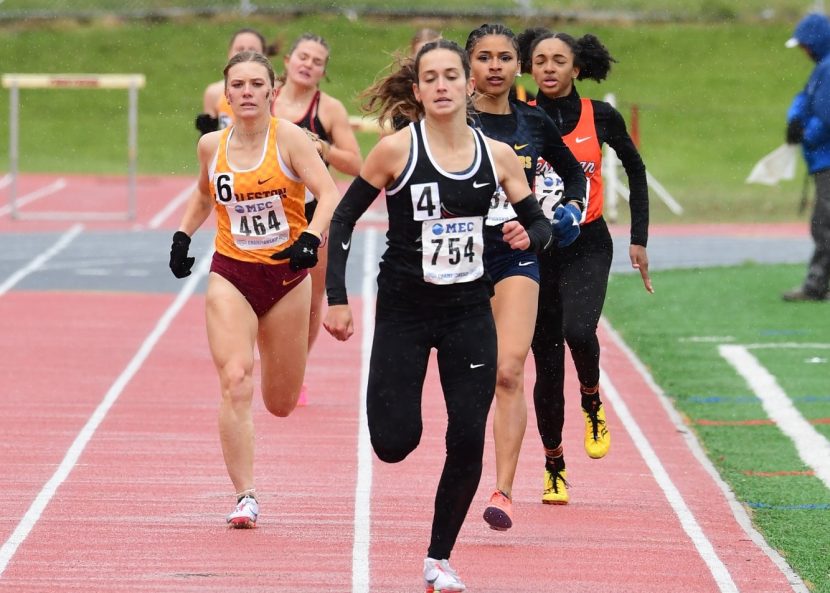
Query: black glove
169 231 195 278
786 120 804 145
270 231 321 271
195 113 219 135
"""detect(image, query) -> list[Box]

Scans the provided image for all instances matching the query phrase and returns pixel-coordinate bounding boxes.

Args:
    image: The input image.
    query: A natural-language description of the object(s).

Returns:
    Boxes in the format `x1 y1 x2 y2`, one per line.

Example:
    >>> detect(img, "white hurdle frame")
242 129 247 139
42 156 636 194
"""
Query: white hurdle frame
2 74 146 221
603 93 683 221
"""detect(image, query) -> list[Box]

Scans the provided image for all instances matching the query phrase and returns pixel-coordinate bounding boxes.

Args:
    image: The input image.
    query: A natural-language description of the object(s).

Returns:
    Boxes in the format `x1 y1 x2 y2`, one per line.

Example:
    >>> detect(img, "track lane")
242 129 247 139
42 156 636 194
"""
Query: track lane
0 189 809 591
0 292 365 592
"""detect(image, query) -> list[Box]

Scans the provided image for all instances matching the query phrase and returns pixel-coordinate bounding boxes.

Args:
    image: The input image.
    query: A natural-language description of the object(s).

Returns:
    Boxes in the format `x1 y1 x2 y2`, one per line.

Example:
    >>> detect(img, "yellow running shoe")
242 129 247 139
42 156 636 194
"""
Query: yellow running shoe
542 467 569 505
583 403 610 459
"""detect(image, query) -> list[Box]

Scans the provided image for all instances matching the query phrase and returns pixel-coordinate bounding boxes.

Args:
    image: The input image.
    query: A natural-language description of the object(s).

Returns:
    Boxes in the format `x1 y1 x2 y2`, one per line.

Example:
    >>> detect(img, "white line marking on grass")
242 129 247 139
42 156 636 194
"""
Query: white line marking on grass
0 224 83 296
599 369 740 593
352 228 378 593
0 178 67 217
742 342 830 350
679 336 736 343
601 319 810 593
0 248 212 578
147 180 197 229
720 345 830 490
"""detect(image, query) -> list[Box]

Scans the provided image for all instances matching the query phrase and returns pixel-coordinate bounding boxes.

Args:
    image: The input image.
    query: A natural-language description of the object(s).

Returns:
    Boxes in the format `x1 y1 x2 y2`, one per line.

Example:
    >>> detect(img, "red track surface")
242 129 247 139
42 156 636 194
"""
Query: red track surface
0 174 804 592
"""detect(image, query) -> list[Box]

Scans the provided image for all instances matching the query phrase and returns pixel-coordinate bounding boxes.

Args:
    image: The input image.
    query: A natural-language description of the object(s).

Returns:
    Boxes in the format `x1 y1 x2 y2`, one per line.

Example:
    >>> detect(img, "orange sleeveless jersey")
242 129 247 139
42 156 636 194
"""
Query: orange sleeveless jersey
210 117 307 264
561 99 603 225
215 94 234 130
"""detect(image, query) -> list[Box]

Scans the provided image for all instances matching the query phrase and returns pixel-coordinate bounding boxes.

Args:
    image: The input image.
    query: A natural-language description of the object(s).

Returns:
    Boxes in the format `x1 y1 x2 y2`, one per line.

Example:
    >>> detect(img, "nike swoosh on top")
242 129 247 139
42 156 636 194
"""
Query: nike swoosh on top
470 363 486 369
472 181 490 188
341 239 351 250
574 136 592 144
518 261 533 267
257 176 273 185
513 143 529 150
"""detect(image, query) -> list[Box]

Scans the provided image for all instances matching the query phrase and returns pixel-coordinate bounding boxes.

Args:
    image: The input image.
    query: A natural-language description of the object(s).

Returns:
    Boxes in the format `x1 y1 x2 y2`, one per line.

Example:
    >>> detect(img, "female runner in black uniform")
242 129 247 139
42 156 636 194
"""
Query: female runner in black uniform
464 23 587 531
324 40 552 593
519 27 652 504
272 33 363 405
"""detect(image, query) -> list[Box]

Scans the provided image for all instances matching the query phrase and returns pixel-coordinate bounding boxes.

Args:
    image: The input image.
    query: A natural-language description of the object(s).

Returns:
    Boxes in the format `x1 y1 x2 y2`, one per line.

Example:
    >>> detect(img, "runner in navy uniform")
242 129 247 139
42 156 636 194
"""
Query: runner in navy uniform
464 23 587 531
518 27 652 504
324 40 552 593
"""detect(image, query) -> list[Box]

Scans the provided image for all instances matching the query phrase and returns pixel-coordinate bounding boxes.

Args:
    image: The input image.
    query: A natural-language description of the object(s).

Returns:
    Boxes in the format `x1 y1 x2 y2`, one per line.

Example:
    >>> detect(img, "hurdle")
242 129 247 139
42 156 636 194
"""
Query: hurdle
2 73 146 221
603 93 683 221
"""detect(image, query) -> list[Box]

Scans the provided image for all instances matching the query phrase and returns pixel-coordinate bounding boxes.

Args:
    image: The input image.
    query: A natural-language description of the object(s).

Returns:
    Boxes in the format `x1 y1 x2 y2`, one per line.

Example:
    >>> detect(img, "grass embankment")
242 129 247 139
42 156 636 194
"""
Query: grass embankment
0 15 814 224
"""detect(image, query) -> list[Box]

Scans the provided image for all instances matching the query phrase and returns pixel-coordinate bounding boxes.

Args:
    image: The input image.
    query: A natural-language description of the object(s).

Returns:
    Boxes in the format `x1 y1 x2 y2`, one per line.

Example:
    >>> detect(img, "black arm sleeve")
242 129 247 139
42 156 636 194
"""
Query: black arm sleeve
540 112 587 207
326 175 382 305
601 104 649 247
512 195 553 253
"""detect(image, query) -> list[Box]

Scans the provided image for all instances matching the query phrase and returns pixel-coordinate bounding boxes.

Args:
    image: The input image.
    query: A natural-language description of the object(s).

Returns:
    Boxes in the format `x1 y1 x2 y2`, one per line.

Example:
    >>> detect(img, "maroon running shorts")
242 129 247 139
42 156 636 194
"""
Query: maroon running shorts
210 251 309 317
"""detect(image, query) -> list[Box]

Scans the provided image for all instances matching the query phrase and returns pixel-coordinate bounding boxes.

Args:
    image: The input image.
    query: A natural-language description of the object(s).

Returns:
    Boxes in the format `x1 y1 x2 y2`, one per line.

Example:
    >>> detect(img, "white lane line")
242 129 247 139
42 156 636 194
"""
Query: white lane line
0 175 10 189
0 224 84 296
602 319 809 593
352 228 378 593
0 248 212 577
147 180 197 229
720 344 830 490
599 368 739 593
0 178 67 217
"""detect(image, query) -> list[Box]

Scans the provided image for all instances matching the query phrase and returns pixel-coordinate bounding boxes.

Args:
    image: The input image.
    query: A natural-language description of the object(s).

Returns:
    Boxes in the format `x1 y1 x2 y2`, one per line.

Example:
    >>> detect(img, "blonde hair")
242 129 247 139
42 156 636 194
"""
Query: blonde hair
223 51 276 88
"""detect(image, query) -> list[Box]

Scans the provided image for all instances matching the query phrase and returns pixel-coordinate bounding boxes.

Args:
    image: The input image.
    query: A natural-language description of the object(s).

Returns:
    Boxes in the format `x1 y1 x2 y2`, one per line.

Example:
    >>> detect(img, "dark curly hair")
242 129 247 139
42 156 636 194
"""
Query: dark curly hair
517 27 617 82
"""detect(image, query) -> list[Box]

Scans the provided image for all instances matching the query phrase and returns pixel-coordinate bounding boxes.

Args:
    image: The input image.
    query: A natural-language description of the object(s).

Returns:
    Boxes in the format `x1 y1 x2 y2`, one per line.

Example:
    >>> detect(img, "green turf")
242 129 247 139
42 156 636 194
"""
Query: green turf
0 0 816 22
604 263 830 592
0 15 817 224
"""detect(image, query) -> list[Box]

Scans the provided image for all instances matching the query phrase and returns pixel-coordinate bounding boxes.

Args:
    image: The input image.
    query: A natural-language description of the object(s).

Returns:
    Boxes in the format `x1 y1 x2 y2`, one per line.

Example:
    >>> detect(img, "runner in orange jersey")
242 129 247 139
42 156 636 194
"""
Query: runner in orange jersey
196 28 276 134
170 50 340 528
518 27 652 504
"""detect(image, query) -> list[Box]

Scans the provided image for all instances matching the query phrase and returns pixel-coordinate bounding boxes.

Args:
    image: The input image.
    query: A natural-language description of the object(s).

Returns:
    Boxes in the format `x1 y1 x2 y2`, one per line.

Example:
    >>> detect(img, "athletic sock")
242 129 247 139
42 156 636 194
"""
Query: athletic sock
236 488 257 503
580 383 601 412
544 445 565 473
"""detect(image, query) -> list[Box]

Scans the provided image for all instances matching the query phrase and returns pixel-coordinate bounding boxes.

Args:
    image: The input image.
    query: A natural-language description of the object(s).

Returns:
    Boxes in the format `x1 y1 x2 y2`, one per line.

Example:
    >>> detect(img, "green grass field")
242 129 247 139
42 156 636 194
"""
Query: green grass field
0 14 817 224
604 264 830 592
0 0 816 22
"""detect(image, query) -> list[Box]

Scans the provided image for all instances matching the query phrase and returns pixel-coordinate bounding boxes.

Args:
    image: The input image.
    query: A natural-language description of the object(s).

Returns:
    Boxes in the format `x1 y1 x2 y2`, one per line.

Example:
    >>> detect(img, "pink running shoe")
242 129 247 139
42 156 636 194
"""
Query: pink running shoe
483 489 513 531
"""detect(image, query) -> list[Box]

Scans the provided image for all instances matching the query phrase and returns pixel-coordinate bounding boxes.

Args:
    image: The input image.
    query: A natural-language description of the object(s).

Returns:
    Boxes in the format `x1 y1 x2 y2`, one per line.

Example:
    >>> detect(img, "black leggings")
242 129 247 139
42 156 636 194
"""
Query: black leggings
805 168 830 295
531 218 613 450
368 296 497 560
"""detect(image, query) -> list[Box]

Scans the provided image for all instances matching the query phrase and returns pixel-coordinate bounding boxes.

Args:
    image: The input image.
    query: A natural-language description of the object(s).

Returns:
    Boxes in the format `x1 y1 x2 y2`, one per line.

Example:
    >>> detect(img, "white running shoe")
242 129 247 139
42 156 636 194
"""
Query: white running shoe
423 557 466 592
226 495 258 528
